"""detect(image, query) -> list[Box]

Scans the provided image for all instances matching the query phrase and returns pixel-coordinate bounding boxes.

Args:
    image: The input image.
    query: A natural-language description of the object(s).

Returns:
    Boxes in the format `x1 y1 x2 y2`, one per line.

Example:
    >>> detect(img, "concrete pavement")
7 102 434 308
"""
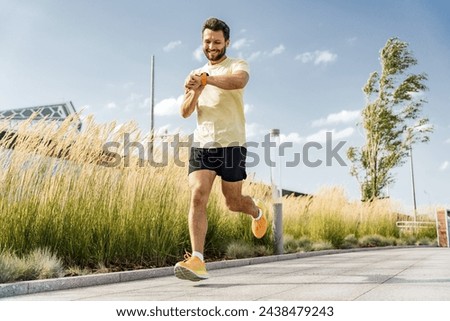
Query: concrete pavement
1 247 450 301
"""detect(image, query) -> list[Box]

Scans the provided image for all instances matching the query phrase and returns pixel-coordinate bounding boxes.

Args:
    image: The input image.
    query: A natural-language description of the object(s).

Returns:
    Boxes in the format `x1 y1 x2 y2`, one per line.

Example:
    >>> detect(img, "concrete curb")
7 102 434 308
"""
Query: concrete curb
0 246 416 298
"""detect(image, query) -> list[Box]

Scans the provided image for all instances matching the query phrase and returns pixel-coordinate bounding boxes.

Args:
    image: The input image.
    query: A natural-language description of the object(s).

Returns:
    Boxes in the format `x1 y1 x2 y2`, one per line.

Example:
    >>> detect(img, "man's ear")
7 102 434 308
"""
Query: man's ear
226 40 230 47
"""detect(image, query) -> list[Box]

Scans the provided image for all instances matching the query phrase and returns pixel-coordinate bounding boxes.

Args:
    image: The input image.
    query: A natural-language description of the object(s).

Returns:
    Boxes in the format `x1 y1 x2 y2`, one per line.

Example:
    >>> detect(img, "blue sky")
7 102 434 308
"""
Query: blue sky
1 0 449 213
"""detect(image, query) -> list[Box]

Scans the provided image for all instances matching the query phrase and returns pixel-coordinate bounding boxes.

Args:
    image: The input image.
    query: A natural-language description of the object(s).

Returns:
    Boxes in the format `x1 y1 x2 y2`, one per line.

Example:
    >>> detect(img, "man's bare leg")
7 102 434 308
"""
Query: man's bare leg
221 180 259 218
188 170 216 255
221 179 267 238
174 170 216 281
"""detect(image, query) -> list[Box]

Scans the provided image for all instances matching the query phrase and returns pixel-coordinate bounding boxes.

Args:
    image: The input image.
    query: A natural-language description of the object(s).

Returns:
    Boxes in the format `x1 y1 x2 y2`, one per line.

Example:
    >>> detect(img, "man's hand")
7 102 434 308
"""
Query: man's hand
181 73 204 118
185 73 202 90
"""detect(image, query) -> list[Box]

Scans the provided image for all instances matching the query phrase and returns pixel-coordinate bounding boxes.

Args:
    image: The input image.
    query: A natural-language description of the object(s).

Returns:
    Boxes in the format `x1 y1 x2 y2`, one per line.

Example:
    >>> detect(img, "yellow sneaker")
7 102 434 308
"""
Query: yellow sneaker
174 253 209 282
252 199 267 239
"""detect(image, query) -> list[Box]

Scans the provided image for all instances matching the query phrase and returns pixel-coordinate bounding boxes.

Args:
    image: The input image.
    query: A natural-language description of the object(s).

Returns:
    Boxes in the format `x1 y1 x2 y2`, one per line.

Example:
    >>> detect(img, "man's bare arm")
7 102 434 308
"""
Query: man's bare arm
180 70 249 118
206 70 249 90
187 71 249 91
180 87 203 118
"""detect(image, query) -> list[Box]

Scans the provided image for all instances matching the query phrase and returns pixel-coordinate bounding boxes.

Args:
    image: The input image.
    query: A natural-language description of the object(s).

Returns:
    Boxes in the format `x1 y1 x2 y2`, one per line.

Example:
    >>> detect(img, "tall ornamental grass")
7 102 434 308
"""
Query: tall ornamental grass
282 187 401 248
0 116 195 268
282 186 436 248
0 116 436 277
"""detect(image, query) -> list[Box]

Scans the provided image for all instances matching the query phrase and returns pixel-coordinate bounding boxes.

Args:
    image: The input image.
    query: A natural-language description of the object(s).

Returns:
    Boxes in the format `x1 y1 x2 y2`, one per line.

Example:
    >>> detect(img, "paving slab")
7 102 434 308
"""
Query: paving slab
1 247 450 301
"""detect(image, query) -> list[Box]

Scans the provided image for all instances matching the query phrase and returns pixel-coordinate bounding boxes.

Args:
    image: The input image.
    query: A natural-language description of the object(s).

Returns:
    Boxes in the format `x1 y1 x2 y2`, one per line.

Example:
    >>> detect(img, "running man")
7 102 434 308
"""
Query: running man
174 17 268 282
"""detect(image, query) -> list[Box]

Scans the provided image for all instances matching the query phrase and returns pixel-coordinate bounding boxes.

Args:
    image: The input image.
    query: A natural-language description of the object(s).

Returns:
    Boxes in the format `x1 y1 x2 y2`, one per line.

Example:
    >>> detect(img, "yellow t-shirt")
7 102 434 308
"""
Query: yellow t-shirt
192 57 249 148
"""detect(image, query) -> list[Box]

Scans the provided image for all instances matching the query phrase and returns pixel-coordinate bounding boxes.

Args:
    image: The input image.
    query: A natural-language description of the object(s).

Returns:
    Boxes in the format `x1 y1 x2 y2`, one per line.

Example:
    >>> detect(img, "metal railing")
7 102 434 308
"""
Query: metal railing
396 221 435 231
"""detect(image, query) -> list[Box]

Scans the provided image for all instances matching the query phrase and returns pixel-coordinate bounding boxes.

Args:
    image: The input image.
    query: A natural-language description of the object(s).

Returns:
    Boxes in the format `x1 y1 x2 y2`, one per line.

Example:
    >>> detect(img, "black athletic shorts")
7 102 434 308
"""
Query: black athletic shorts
188 146 247 182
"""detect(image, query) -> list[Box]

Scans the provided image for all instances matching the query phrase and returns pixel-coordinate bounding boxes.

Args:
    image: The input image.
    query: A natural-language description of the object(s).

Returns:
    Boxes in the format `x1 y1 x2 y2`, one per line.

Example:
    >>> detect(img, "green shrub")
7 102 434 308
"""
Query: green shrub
254 245 272 256
283 235 299 253
297 236 313 252
0 252 25 283
311 241 334 251
358 234 390 247
225 241 255 259
341 234 359 249
27 248 64 279
398 235 417 246
0 248 63 283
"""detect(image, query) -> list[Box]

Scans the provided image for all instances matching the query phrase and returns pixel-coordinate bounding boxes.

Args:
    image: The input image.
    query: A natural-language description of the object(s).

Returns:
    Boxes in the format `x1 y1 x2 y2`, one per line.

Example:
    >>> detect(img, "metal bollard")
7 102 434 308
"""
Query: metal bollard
270 129 283 255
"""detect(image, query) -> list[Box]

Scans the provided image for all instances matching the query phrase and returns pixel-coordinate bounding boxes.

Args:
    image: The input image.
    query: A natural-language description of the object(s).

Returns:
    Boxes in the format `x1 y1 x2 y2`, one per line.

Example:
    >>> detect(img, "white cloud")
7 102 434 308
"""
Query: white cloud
315 50 338 65
295 50 337 65
193 46 203 62
280 132 303 144
238 44 284 62
269 44 285 56
440 161 449 171
246 51 261 62
106 102 117 109
306 127 354 143
154 95 183 116
312 110 360 127
305 129 328 142
333 127 355 140
163 40 182 52
232 38 249 50
296 52 314 63
246 122 266 139
445 138 450 144
123 93 146 112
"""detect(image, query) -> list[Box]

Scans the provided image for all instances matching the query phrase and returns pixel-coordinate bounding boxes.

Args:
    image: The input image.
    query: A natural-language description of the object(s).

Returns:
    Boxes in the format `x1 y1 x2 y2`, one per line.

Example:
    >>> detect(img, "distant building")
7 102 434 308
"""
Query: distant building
0 101 82 130
282 188 310 198
0 101 85 159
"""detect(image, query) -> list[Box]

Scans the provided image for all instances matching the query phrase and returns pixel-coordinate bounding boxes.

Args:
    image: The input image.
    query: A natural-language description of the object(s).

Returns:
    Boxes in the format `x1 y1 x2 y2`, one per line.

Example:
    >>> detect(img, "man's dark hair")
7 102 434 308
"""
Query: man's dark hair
202 17 230 41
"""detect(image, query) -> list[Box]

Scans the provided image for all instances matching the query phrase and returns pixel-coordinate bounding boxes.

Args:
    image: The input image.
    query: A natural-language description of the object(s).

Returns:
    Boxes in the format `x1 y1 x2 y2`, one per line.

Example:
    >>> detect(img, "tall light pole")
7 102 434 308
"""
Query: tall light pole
150 55 155 154
407 124 432 222
409 145 417 221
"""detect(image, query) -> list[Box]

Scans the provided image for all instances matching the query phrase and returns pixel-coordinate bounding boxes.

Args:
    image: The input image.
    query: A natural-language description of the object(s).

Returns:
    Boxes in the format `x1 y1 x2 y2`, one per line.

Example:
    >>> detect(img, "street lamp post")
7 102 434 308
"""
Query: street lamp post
150 55 155 155
407 124 433 222
409 145 417 222
150 55 155 134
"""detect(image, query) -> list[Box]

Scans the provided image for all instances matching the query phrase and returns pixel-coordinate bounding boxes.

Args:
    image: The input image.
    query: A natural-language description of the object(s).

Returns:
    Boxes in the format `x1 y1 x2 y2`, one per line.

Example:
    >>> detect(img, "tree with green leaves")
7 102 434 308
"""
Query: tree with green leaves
347 37 433 202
